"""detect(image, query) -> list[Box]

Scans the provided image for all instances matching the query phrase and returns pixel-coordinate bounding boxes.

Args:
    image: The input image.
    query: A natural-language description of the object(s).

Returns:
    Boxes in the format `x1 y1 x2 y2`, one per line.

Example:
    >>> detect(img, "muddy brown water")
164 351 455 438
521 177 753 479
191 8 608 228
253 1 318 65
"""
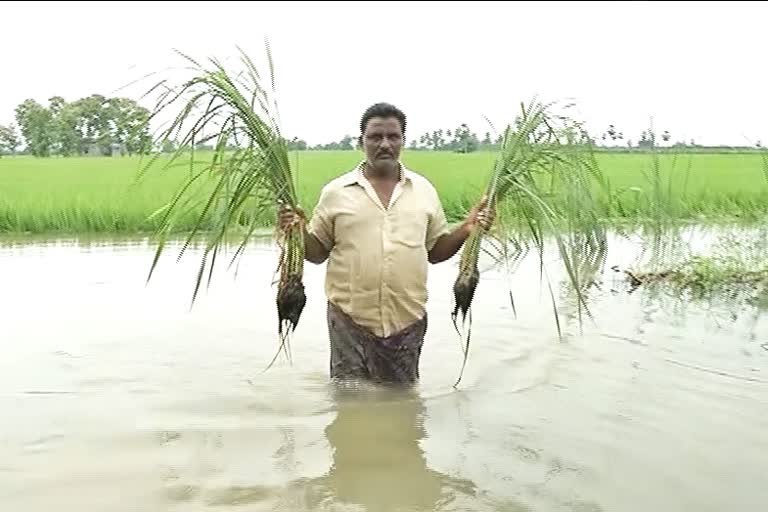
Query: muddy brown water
1 232 766 511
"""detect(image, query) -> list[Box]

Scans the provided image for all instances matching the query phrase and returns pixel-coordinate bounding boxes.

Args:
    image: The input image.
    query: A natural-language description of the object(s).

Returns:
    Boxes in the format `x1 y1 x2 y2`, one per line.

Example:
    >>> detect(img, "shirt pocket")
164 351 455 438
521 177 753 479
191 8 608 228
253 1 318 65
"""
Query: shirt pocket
390 210 427 248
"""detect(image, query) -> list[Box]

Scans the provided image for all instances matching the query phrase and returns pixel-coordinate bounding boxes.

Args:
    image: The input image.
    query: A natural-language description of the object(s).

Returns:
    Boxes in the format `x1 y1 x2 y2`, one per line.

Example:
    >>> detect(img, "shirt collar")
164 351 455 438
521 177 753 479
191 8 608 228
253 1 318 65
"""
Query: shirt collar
342 160 413 187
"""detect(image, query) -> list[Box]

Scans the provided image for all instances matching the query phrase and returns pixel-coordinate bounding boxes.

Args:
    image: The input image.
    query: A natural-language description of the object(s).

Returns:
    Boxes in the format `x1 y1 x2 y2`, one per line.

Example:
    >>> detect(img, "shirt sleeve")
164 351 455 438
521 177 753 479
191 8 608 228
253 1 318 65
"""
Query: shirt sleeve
307 187 334 251
425 191 450 252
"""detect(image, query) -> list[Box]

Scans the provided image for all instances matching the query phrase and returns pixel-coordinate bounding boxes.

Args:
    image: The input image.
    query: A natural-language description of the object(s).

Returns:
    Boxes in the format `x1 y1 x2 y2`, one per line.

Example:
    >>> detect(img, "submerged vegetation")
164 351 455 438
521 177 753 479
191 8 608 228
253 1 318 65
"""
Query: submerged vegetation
615 229 768 303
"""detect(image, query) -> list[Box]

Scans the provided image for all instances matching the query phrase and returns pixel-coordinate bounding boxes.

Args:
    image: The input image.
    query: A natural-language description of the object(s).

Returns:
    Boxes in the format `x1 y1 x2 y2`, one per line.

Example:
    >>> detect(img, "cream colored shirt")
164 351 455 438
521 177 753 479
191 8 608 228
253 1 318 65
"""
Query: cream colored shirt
308 161 450 337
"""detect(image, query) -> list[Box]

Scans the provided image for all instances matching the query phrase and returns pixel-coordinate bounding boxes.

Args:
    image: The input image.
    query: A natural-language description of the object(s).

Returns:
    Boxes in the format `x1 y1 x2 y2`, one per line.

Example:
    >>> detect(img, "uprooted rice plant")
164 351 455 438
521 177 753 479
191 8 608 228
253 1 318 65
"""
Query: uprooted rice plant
450 100 610 387
135 42 306 368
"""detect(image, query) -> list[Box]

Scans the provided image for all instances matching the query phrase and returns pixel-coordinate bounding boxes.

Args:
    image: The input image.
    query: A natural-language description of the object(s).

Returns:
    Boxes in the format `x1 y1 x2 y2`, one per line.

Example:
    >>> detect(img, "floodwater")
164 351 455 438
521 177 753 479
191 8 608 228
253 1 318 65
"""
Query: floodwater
1 230 767 512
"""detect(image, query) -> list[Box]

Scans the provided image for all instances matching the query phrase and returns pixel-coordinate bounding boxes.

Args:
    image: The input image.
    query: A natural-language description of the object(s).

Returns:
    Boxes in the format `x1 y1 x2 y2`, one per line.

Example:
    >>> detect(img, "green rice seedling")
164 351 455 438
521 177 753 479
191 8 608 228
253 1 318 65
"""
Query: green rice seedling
451 99 609 387
137 42 305 367
4 151 768 234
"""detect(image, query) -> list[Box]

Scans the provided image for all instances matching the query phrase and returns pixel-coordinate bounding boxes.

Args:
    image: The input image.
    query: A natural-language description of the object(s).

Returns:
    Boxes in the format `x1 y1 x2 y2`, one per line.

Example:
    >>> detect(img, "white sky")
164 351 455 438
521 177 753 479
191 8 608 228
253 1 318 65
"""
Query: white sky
1 0 766 146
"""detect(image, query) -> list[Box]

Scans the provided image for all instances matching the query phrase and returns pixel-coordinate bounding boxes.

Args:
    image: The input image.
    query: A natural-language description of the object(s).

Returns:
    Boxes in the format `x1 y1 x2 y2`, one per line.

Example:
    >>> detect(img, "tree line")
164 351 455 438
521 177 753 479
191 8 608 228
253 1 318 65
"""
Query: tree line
282 123 500 153
283 123 706 153
3 103 762 157
0 95 152 157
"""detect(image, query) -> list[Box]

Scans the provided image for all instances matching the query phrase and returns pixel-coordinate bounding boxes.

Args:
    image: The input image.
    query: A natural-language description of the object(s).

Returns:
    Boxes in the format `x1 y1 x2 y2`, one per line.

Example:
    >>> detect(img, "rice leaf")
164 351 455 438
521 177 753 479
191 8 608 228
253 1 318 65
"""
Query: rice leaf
449 99 608 386
136 43 307 367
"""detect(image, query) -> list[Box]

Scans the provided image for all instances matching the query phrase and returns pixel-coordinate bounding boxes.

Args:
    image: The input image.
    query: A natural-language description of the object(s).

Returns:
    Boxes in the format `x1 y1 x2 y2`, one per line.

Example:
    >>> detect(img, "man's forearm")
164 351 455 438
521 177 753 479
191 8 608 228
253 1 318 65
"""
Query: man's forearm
304 229 330 264
427 222 472 264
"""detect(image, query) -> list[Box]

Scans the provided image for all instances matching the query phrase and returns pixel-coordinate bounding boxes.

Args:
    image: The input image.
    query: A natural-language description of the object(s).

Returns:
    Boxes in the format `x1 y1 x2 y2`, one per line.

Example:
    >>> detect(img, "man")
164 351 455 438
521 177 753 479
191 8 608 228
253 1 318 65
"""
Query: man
279 102 493 384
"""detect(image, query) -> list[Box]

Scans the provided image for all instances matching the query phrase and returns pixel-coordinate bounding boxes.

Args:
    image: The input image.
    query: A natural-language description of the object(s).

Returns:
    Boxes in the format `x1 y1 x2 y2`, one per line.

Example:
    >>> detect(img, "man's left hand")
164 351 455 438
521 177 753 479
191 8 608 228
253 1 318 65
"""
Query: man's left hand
463 195 496 235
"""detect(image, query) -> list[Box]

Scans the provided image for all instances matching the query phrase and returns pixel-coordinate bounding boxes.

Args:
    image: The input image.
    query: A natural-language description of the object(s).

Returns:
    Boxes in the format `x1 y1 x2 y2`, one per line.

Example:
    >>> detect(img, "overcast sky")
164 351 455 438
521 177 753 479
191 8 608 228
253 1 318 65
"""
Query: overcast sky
1 1 766 146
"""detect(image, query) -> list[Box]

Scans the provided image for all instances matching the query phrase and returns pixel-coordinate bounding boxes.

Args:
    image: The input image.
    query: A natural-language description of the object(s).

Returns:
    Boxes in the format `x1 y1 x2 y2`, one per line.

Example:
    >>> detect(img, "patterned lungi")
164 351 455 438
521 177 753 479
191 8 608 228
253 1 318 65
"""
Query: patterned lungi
327 301 427 385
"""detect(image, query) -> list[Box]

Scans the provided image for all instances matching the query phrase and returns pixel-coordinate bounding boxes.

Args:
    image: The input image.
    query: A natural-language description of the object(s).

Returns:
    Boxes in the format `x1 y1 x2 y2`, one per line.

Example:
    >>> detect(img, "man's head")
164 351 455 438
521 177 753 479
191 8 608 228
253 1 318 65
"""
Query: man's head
359 102 406 173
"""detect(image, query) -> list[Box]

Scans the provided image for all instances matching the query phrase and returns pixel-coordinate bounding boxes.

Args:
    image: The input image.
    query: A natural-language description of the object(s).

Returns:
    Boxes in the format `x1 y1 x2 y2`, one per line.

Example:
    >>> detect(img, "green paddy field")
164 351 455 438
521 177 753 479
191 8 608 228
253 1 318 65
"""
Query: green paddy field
1 150 766 234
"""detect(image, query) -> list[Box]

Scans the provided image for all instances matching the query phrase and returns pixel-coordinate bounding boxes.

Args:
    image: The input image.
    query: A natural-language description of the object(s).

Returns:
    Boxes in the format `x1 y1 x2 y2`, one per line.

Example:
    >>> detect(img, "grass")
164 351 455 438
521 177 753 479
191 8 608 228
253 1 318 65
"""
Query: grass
1 150 767 234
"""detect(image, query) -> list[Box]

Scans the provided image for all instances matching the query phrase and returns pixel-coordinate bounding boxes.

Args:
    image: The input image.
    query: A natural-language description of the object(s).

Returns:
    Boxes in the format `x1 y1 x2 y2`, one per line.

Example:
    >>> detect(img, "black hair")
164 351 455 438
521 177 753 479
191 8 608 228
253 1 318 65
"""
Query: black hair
359 102 407 138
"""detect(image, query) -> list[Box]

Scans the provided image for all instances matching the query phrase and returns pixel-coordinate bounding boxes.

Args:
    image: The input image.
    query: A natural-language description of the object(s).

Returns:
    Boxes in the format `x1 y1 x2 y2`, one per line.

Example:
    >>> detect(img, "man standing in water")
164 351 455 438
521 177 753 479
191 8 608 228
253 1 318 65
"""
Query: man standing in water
279 102 493 384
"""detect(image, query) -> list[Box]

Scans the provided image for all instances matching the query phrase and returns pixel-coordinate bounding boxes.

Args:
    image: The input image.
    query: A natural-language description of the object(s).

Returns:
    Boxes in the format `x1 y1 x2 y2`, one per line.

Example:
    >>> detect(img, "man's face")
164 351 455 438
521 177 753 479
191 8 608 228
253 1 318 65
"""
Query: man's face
362 116 403 168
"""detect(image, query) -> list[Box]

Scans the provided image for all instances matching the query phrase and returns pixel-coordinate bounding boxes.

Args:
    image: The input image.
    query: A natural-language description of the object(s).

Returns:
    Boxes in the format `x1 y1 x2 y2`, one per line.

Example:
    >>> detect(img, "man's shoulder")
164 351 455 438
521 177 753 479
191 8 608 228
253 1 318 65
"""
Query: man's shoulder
320 168 358 195
403 168 439 196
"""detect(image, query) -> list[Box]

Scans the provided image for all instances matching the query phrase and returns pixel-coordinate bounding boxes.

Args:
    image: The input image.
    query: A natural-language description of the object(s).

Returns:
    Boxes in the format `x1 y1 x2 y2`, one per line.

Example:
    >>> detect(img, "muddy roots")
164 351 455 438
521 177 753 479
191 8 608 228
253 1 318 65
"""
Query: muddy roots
451 266 480 329
451 265 479 388
264 273 307 372
277 273 306 337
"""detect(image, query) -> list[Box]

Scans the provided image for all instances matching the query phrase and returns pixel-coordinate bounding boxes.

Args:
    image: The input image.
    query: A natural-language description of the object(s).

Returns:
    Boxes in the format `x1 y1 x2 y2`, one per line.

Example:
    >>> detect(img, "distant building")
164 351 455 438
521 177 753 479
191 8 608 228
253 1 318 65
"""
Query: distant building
110 143 127 157
83 142 127 157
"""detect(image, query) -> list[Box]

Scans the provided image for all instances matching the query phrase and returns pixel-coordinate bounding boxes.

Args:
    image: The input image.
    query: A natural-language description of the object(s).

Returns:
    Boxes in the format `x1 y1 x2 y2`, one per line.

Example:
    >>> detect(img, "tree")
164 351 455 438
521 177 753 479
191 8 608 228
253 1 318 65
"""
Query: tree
431 130 443 150
110 97 152 155
74 94 115 155
465 131 479 153
482 132 491 145
338 134 354 150
662 130 670 142
603 125 624 146
0 124 20 155
450 123 478 153
47 96 82 156
15 99 53 156
424 131 438 150
12 94 154 157
161 139 178 153
638 130 654 149
287 137 307 151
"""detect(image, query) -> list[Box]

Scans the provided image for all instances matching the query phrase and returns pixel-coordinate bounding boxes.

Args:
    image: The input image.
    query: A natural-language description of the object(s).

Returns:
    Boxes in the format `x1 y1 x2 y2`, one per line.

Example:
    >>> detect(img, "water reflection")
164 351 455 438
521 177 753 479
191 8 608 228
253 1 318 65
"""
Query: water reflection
293 383 478 511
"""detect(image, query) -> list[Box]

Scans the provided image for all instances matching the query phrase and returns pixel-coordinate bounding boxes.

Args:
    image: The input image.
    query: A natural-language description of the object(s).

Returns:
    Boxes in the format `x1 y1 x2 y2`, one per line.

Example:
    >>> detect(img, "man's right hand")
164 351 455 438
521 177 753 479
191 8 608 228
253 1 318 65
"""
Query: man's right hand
277 204 304 231
277 204 330 264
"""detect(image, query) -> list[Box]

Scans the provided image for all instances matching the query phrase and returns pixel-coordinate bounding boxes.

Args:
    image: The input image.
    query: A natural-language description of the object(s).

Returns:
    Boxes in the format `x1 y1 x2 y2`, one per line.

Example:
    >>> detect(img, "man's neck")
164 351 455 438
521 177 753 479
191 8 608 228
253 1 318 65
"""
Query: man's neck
363 160 400 182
